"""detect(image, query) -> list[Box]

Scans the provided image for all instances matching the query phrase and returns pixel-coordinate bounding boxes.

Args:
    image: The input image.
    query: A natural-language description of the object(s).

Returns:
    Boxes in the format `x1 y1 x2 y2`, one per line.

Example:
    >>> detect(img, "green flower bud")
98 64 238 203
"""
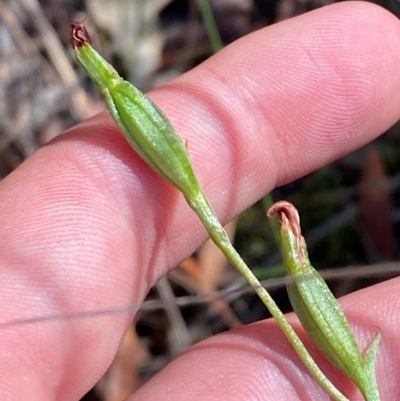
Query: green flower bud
71 21 201 201
268 201 381 401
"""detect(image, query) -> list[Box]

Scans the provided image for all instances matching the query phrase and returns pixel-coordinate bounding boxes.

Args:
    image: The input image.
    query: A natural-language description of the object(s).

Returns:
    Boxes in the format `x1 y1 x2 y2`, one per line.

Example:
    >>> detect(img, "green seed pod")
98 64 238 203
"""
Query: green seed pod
71 21 201 201
268 201 381 401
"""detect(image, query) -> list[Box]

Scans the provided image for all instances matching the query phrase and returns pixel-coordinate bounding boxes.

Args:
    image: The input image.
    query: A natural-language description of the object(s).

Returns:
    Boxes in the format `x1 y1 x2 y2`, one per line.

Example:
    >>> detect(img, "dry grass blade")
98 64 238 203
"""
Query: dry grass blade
155 276 192 355
96 325 150 401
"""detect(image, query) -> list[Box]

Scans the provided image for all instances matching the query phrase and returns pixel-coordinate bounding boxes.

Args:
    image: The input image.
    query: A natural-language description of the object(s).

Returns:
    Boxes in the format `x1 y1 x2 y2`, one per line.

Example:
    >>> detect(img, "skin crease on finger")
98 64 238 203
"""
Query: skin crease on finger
0 1 400 400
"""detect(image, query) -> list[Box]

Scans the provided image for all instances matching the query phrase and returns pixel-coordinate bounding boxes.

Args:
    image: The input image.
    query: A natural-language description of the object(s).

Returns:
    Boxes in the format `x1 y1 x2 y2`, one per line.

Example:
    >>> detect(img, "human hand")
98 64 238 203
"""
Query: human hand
1 2 400 400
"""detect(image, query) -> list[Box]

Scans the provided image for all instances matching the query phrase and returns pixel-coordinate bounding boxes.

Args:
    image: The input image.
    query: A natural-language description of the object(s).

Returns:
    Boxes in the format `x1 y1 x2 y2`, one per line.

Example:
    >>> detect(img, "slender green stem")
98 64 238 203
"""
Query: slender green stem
196 0 224 52
186 192 349 401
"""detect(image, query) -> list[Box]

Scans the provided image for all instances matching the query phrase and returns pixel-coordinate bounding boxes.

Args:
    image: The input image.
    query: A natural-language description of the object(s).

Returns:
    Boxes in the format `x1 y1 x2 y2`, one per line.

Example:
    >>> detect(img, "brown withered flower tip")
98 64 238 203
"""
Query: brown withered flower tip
71 20 91 48
267 201 305 264
267 201 301 235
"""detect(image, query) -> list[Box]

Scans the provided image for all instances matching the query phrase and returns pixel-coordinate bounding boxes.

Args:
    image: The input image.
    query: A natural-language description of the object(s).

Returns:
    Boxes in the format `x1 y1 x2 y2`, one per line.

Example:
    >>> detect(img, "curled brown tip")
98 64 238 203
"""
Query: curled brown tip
267 201 300 233
267 201 305 262
71 20 91 48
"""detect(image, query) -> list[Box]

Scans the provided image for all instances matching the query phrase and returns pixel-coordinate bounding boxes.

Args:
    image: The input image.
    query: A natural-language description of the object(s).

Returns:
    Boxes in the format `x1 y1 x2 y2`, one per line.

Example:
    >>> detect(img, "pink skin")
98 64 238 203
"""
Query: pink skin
1 2 400 400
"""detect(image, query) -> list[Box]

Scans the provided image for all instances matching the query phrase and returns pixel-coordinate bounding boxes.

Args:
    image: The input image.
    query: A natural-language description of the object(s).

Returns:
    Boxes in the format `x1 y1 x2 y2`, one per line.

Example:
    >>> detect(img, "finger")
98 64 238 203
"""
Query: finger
128 278 400 401
1 2 399 400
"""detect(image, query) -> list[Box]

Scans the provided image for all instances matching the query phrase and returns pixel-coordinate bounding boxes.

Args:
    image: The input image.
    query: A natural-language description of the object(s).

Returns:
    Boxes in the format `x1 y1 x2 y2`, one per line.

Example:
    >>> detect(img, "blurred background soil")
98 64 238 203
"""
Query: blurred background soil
1 1 400 400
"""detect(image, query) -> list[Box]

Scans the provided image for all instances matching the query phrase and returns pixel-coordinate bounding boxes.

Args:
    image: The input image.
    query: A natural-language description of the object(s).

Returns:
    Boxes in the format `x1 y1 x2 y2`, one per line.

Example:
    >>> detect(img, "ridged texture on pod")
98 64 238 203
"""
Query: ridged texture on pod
72 22 201 200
